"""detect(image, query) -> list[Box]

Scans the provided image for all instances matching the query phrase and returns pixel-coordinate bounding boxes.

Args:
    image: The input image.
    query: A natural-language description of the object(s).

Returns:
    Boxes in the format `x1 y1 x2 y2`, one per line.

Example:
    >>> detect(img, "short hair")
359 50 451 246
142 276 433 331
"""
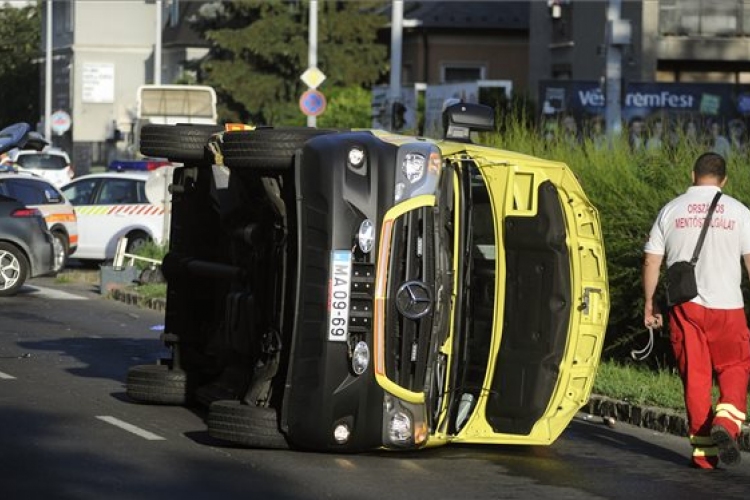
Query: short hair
693 152 726 181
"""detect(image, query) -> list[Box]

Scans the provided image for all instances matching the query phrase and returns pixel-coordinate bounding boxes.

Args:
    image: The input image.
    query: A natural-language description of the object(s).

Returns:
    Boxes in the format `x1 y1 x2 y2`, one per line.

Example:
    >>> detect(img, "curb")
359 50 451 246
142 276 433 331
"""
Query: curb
586 394 750 451
108 287 166 312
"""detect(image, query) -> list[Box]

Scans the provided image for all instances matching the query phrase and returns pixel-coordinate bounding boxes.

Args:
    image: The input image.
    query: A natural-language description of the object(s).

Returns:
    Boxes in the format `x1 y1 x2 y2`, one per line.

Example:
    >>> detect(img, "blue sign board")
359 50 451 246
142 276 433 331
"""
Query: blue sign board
299 89 327 117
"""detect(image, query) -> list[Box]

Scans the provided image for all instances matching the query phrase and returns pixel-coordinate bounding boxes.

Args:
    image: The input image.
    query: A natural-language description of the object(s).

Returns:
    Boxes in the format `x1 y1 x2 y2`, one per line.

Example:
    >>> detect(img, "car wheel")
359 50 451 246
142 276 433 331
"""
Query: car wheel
208 400 289 449
221 127 340 171
51 231 69 273
125 232 151 254
126 364 188 405
140 124 224 163
0 243 29 297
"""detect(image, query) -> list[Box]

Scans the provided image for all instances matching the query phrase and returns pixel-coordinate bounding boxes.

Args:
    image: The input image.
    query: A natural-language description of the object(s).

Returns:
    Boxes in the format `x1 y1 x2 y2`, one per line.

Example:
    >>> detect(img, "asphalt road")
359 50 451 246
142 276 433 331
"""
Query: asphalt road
1 276 750 500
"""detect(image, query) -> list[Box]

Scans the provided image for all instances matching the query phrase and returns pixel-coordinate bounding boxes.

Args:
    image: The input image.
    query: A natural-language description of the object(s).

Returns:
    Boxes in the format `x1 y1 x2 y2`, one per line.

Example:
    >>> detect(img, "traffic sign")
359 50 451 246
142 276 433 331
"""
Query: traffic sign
300 67 327 89
299 89 327 117
50 109 72 135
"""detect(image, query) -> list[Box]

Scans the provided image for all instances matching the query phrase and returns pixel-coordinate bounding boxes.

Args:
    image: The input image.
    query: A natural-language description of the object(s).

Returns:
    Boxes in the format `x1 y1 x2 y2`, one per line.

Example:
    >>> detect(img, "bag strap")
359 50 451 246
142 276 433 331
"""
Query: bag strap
690 191 722 264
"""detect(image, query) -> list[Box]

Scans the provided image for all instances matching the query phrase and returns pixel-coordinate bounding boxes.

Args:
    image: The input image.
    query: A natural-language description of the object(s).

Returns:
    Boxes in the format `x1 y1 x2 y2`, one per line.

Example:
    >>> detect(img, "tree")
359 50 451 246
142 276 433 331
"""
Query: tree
0 3 40 126
190 0 388 125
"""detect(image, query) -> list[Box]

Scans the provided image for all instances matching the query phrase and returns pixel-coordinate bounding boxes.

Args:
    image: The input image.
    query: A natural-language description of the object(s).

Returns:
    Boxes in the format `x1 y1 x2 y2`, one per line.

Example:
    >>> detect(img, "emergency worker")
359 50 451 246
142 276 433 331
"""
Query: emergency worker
642 152 750 469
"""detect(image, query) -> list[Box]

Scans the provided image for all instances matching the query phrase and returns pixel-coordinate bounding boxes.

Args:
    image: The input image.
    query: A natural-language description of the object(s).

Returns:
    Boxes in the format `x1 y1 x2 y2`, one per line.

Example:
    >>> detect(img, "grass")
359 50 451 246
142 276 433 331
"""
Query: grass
593 359 750 417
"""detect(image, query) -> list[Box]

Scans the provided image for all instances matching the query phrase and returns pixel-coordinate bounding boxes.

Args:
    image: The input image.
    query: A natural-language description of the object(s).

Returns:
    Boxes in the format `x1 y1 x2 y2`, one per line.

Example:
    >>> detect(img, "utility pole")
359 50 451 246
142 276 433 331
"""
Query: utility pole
44 0 52 143
307 0 318 127
389 0 403 131
155 0 162 85
605 0 630 141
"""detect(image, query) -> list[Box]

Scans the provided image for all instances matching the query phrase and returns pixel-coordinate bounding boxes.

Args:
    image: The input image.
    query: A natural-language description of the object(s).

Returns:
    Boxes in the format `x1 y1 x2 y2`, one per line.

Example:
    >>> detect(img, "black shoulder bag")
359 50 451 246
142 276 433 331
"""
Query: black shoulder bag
666 191 722 306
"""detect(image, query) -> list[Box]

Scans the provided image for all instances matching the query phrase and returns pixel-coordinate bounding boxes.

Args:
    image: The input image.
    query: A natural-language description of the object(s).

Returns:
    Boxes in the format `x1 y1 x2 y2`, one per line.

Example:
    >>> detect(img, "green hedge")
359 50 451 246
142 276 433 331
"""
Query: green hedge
481 121 750 364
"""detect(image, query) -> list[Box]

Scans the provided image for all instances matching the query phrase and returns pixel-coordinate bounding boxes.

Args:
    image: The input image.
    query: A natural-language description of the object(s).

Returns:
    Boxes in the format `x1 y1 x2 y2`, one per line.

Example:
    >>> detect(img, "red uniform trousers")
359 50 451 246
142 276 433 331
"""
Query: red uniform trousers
669 302 750 467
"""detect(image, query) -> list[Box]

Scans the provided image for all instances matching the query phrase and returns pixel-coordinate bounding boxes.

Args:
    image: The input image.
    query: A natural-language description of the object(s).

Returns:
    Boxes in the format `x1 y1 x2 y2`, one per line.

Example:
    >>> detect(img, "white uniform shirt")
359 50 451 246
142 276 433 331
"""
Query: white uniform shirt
644 185 750 309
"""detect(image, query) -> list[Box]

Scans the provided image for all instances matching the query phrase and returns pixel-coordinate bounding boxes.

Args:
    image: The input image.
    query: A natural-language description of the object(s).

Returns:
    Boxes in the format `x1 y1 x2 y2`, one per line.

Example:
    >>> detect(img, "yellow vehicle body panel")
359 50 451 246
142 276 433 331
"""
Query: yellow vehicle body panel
425 141 609 446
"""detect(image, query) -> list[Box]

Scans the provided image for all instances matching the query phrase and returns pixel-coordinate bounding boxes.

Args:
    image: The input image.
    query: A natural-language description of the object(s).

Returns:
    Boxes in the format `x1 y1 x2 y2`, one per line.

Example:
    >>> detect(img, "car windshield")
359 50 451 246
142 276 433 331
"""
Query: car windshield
16 154 67 170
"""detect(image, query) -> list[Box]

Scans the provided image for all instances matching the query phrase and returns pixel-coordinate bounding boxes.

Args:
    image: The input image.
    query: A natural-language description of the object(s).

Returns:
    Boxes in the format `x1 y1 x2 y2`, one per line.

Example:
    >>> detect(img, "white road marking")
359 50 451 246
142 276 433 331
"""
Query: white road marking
96 416 166 441
25 285 87 301
0 371 17 380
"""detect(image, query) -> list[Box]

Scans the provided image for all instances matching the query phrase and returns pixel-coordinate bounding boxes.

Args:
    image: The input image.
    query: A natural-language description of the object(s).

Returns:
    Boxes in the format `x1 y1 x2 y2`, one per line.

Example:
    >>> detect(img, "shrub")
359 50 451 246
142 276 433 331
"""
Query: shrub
480 119 750 365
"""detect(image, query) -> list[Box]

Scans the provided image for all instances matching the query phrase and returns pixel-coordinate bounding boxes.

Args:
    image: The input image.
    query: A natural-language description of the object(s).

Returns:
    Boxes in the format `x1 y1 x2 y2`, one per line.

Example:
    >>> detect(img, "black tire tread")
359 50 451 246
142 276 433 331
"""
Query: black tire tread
207 400 288 449
140 124 224 163
126 364 188 405
221 127 339 171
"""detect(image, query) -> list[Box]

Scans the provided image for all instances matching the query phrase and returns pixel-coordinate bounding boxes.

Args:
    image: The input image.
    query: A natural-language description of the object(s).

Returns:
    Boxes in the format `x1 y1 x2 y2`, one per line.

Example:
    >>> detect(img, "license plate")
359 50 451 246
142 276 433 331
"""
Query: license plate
328 250 352 342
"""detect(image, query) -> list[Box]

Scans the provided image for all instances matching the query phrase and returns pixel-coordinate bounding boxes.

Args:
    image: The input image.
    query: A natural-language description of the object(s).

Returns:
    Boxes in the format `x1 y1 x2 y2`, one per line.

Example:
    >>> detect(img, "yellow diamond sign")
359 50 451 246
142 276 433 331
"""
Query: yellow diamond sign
301 67 327 89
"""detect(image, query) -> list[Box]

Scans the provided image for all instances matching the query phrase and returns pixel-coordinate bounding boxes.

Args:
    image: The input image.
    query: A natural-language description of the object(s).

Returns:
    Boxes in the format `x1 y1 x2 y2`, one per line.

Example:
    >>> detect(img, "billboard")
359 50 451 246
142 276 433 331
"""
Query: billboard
539 80 750 126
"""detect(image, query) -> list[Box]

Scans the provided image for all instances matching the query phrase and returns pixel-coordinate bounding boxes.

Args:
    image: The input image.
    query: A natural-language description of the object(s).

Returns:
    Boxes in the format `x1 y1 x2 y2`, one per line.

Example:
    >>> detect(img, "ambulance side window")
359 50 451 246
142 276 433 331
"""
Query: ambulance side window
96 179 139 205
62 179 98 206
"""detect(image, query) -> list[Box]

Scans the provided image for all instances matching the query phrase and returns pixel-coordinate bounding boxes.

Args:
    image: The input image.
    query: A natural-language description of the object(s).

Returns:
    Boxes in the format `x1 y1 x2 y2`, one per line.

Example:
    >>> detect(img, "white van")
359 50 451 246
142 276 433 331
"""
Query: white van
60 171 166 261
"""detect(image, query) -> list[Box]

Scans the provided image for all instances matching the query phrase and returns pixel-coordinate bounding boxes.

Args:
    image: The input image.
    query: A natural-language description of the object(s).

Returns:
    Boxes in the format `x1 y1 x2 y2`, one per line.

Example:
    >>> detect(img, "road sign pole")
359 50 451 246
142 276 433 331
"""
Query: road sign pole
308 0 318 128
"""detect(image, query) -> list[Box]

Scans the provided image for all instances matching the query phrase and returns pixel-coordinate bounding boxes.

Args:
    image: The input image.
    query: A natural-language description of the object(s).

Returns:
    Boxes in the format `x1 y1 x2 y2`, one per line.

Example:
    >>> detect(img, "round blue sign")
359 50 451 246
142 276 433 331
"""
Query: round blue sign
299 89 327 117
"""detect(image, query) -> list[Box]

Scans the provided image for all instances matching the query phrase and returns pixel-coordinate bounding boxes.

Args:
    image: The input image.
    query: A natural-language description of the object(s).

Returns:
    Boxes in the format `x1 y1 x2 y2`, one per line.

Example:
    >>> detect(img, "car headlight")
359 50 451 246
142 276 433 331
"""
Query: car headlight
394 146 442 203
389 411 412 443
383 394 429 448
357 219 375 254
348 147 365 168
351 340 370 375
402 152 426 183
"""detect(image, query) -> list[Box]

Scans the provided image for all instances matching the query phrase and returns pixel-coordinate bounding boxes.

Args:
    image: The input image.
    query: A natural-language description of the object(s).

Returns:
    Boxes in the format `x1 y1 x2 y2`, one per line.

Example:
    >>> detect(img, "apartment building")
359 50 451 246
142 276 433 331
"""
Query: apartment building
529 0 750 130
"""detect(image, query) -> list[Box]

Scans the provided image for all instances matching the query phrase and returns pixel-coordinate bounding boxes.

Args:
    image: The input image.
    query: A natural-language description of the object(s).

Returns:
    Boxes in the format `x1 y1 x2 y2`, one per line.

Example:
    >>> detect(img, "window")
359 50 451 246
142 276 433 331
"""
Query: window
96 179 143 205
660 0 741 37
62 179 99 206
0 179 62 206
442 65 486 83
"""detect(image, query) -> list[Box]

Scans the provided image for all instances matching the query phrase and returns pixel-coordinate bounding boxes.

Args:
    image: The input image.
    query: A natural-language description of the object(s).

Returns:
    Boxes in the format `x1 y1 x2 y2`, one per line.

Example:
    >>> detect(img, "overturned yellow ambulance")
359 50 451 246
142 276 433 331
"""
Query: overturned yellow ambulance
127 103 609 452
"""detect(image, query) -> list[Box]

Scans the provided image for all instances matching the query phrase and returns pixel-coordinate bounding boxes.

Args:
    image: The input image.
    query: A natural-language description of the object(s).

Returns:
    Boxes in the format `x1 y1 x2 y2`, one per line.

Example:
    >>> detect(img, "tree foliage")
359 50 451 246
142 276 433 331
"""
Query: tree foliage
189 0 388 125
0 3 40 126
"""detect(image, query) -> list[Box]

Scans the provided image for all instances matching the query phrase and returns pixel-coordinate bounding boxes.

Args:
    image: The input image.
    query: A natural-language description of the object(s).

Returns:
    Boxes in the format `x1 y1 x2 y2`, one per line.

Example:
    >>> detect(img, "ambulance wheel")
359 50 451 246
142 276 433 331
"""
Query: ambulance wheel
0 242 28 297
207 400 289 449
140 124 224 163
51 230 69 273
221 127 340 171
126 364 188 405
125 231 151 254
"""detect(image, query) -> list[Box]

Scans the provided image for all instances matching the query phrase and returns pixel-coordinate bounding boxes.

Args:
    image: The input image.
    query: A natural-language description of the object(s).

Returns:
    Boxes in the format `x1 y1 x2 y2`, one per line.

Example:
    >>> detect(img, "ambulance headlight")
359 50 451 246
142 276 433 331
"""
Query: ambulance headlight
348 147 365 168
357 219 375 254
394 146 442 203
383 394 428 448
333 423 351 444
389 412 412 443
351 340 370 375
402 153 426 184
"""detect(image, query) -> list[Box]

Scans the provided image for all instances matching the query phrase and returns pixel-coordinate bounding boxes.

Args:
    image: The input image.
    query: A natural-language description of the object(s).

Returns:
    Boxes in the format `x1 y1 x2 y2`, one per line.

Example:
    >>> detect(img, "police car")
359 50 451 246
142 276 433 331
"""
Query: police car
60 171 167 261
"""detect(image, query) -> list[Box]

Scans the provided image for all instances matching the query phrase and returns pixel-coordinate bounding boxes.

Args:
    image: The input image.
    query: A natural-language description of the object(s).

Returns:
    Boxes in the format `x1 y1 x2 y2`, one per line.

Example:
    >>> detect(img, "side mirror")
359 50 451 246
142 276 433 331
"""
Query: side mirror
442 103 495 142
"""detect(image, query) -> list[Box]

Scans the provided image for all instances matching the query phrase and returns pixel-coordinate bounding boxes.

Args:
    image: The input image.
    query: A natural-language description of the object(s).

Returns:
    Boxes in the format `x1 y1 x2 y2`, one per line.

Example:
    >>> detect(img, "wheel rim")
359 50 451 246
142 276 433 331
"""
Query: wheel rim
0 249 21 290
52 235 66 272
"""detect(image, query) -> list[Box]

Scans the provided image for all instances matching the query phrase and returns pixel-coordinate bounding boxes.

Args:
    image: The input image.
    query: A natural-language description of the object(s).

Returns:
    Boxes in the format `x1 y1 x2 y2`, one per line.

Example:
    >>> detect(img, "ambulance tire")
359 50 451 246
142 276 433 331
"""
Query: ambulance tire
125 231 151 254
221 127 340 171
140 124 224 163
51 230 69 274
126 364 189 405
207 400 289 449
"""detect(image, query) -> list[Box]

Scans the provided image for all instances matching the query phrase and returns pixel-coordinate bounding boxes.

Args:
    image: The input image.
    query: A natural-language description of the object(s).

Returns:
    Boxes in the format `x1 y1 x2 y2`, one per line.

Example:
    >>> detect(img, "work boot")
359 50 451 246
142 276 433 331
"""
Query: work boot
711 424 741 467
